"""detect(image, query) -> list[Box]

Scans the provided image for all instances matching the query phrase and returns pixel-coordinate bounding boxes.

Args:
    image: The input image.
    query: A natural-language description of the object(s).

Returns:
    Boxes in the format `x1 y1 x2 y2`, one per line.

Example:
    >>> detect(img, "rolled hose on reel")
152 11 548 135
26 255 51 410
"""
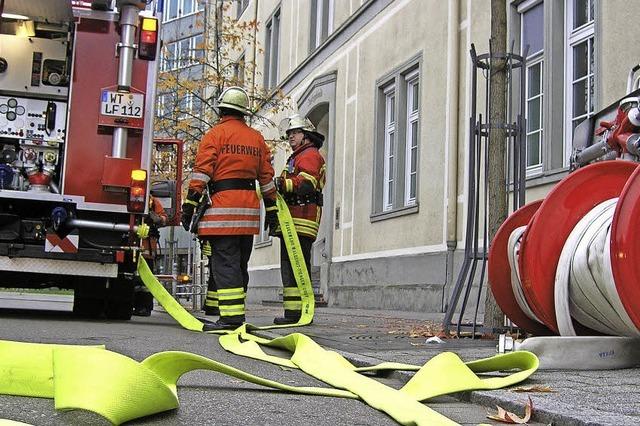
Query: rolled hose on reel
489 161 640 369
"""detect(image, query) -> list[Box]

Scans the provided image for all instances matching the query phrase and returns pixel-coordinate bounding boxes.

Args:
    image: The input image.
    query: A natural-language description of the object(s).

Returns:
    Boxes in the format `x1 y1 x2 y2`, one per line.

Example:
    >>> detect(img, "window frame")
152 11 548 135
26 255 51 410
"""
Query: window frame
310 0 335 51
178 38 191 68
156 94 166 118
264 7 281 90
162 0 202 23
382 84 396 212
234 53 246 85
404 69 420 206
236 0 250 19
371 55 422 220
161 33 204 71
518 0 545 175
517 0 546 177
564 0 595 164
524 57 544 174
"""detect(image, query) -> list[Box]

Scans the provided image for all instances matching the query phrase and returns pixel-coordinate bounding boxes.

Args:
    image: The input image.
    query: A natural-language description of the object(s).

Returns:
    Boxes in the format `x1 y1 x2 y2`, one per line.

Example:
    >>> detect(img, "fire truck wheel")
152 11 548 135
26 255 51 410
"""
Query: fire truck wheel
72 297 106 318
105 277 135 320
72 278 107 318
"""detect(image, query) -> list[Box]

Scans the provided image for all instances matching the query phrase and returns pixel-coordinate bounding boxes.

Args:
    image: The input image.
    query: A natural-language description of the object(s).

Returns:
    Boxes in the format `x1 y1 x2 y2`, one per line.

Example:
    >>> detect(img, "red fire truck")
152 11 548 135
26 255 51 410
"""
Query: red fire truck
0 0 181 319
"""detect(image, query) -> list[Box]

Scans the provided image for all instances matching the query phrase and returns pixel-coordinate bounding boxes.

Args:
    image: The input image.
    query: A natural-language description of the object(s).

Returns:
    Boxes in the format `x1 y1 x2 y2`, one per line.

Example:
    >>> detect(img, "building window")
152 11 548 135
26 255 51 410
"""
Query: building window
160 48 168 71
565 0 595 162
161 34 204 71
156 92 176 120
521 1 544 173
191 91 202 115
233 53 245 85
161 42 179 70
382 85 396 212
156 94 166 118
178 38 191 68
182 0 194 15
373 60 421 217
236 0 250 19
193 33 205 63
163 0 201 22
165 0 178 21
404 71 419 205
526 61 544 170
310 0 334 50
178 93 191 119
264 8 280 90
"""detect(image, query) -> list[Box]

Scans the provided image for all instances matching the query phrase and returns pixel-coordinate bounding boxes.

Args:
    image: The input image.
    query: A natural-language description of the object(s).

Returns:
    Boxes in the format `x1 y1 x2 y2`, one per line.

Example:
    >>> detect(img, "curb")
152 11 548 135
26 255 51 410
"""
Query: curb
336 349 592 426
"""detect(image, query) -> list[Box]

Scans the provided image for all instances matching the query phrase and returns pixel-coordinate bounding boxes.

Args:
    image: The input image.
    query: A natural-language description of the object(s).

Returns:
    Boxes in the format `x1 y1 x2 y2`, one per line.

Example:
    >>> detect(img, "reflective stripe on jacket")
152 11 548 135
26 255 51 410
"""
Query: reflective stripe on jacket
188 116 276 236
279 142 325 239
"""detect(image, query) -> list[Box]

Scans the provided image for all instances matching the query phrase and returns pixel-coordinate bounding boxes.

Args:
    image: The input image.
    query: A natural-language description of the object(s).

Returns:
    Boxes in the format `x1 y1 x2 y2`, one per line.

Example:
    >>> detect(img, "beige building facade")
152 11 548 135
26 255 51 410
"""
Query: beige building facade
226 0 640 313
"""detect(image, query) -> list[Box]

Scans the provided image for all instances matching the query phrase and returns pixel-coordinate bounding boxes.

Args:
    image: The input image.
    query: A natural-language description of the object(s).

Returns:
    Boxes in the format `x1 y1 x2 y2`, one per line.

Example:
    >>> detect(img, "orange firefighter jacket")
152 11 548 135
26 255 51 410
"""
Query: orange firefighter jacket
279 142 326 239
188 115 276 236
142 195 167 259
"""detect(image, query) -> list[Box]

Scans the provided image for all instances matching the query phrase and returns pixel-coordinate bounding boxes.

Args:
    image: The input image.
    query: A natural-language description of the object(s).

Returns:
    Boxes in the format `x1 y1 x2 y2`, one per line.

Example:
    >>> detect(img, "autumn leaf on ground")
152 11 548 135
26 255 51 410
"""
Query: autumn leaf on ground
486 397 533 424
512 385 555 393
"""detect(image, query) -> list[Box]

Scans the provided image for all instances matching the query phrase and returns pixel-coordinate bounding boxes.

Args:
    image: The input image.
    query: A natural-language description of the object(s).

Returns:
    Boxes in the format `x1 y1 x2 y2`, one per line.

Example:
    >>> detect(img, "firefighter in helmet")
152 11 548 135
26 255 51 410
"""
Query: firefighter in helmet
181 86 277 331
134 193 168 316
273 114 326 325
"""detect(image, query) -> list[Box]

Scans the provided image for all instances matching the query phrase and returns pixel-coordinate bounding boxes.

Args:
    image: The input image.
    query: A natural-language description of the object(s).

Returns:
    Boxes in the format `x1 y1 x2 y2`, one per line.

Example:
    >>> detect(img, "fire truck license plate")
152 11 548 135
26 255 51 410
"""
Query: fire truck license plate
100 91 144 118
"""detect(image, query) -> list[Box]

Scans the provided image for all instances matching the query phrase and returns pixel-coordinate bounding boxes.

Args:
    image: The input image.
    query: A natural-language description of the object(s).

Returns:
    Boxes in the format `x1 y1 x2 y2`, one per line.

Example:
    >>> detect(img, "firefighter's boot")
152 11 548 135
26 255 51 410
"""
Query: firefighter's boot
273 316 298 325
202 318 243 331
273 310 307 325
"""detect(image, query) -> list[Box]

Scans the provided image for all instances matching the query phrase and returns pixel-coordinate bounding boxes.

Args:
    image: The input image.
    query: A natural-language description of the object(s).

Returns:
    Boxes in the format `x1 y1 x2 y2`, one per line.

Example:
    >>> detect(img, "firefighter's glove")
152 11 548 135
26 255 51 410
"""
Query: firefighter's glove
201 240 212 258
275 177 287 193
181 190 201 232
136 223 150 239
181 203 195 231
264 198 278 236
149 211 164 226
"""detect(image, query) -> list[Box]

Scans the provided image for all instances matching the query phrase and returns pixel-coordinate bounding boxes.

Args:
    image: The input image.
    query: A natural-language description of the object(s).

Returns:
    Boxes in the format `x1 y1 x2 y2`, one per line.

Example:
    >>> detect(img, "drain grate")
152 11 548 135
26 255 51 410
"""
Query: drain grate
348 334 411 340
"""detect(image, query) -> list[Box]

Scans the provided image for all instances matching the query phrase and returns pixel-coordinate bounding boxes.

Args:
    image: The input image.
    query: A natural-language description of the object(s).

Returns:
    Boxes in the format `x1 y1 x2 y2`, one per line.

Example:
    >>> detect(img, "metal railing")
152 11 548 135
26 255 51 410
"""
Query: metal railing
155 273 205 311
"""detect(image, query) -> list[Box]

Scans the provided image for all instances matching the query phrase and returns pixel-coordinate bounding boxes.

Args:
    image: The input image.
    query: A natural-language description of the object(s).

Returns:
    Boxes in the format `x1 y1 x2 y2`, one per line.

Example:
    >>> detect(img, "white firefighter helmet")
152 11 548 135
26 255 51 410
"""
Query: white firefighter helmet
279 114 325 148
279 114 316 137
216 86 251 115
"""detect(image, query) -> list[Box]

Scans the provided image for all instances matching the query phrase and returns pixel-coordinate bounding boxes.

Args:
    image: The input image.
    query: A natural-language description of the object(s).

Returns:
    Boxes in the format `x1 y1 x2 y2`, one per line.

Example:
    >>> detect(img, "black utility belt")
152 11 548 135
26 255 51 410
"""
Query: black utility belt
209 178 256 192
284 191 323 207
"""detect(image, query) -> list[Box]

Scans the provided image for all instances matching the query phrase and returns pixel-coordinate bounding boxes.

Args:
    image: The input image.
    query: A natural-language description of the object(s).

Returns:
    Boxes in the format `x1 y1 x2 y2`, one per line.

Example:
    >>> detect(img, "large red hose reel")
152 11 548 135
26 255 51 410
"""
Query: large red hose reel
488 160 640 336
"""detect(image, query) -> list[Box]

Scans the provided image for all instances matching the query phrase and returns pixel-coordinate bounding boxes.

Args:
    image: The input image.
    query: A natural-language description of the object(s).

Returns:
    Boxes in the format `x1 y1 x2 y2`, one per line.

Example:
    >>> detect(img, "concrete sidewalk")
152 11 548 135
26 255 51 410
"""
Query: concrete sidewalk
237 304 640 426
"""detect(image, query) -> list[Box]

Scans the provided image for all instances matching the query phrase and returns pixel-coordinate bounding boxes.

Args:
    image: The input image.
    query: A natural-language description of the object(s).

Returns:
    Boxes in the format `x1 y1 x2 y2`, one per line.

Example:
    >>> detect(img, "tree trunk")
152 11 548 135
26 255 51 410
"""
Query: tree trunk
484 0 508 332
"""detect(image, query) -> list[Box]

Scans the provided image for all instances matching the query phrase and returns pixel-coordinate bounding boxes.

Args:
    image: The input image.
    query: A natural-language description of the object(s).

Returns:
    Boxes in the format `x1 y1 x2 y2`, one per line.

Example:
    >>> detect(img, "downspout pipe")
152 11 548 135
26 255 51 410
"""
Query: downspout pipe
444 0 460 309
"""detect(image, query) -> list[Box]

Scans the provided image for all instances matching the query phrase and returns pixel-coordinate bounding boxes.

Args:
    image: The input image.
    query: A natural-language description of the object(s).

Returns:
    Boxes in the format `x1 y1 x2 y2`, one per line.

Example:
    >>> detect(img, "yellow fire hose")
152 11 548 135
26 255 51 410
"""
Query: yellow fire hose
0 194 539 425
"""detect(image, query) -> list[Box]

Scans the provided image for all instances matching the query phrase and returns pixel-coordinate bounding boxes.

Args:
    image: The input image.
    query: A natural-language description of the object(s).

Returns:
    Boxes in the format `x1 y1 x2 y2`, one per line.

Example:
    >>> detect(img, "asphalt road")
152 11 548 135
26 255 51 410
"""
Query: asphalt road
0 294 505 425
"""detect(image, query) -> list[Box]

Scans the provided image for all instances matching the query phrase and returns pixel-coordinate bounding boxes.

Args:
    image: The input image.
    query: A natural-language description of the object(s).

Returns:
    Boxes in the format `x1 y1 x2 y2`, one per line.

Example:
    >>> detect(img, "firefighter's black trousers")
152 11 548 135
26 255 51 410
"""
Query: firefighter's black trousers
279 235 314 320
206 235 253 324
